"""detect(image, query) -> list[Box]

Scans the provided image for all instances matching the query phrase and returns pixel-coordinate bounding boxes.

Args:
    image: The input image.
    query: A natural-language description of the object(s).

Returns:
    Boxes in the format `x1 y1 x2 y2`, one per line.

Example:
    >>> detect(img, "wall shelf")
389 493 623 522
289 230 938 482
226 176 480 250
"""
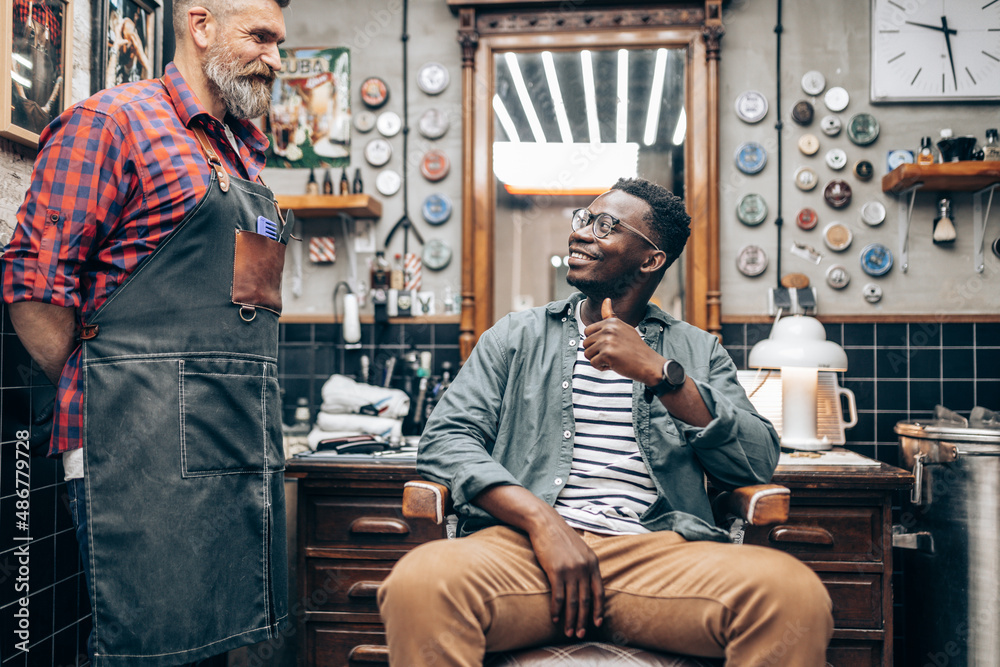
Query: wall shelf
881 162 1000 274
275 194 382 219
280 314 461 325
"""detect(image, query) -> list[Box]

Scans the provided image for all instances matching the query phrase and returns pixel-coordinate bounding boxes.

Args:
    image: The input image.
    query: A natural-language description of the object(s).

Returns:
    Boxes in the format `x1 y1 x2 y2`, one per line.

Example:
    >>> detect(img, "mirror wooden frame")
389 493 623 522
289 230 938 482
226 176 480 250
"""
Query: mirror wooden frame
449 0 725 359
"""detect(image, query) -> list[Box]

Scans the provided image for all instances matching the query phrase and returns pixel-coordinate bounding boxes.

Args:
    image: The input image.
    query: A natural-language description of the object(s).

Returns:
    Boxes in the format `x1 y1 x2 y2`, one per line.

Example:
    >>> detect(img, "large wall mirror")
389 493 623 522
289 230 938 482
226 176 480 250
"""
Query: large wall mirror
451 1 724 358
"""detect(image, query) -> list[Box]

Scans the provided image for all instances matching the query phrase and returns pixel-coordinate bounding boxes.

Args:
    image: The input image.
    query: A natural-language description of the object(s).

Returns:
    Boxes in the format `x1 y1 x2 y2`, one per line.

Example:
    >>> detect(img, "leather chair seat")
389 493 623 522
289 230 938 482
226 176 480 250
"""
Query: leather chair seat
485 642 724 667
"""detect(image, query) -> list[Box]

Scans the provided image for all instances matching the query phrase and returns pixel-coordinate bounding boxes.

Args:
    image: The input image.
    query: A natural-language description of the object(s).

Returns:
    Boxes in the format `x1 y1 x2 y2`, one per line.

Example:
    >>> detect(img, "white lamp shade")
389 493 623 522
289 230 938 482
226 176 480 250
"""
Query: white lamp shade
748 316 847 371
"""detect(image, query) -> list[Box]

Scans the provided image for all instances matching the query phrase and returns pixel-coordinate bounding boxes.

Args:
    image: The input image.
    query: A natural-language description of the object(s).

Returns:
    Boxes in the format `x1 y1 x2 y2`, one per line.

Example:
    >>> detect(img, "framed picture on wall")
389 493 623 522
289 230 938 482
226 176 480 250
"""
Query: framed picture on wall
92 0 162 95
1 0 74 147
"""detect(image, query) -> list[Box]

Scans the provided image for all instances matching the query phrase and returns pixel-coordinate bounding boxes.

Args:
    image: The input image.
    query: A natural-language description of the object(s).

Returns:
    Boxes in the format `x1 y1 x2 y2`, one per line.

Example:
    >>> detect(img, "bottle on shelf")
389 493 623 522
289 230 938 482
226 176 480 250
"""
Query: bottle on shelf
322 168 334 195
339 167 350 195
917 137 935 166
984 129 1000 162
370 250 390 290
937 128 953 163
390 253 405 290
353 168 364 194
306 167 319 195
933 197 956 245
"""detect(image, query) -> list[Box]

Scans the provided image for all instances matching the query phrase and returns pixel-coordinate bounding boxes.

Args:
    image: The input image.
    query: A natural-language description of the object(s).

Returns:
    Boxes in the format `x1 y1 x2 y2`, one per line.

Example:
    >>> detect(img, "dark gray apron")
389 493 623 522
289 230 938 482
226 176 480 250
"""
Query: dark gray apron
80 126 288 666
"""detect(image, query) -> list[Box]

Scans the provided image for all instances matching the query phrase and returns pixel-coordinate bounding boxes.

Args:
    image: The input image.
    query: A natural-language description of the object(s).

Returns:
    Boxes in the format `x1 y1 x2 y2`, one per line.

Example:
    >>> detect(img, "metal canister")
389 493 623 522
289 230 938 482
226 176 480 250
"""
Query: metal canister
895 419 1000 665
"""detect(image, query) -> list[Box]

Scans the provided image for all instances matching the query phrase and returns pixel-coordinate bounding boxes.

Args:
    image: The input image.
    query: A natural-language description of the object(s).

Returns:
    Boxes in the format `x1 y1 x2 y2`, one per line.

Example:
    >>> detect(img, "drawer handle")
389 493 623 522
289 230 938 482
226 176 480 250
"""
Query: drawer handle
768 525 834 546
350 517 410 535
349 644 390 664
348 581 382 599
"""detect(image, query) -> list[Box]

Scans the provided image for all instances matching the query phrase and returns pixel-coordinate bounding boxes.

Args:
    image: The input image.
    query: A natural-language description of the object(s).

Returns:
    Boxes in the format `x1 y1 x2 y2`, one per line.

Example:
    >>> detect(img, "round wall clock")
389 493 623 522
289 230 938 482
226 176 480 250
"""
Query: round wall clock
871 0 1000 102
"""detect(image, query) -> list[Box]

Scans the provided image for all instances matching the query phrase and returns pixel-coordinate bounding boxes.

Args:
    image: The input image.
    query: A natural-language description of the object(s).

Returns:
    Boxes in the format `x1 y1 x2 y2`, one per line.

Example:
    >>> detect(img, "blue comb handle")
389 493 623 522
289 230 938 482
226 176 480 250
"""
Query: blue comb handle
257 216 279 240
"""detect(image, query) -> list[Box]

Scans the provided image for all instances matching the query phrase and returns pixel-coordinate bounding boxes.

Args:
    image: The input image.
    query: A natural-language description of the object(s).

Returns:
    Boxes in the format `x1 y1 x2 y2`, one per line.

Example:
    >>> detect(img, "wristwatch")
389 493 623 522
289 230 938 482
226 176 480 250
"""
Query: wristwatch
644 359 686 403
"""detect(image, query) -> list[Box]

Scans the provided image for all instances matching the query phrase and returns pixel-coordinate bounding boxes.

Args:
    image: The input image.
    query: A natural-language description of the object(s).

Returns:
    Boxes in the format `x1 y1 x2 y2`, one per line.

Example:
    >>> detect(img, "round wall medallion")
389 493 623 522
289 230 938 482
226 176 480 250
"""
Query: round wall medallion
360 77 389 108
824 86 850 112
377 111 402 137
791 100 815 126
737 193 768 226
854 160 874 181
735 141 768 174
421 193 453 225
861 200 886 226
801 70 826 96
353 111 376 133
737 245 768 277
847 113 880 146
794 166 819 191
735 91 768 123
364 138 392 167
820 115 842 137
887 149 914 172
863 283 883 304
826 264 851 289
823 179 853 208
798 133 820 155
796 207 819 230
825 148 848 171
375 170 401 196
823 222 853 252
422 239 453 270
420 149 451 182
418 108 450 139
417 62 451 95
860 243 893 276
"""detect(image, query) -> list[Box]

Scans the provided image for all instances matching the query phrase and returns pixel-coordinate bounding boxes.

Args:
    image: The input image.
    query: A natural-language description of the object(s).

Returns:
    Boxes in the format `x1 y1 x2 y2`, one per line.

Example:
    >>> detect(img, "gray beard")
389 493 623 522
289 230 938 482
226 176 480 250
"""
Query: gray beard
203 43 273 120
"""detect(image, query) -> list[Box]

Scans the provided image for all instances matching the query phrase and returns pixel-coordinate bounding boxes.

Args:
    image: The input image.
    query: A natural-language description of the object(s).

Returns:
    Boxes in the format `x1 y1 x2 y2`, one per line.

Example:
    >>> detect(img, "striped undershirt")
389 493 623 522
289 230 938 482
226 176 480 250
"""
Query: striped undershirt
553 303 657 535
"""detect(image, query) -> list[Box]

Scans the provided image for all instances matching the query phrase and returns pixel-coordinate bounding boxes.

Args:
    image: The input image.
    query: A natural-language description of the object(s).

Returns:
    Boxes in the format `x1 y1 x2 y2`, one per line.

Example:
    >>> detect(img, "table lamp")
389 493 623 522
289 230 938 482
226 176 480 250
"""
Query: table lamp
748 315 848 450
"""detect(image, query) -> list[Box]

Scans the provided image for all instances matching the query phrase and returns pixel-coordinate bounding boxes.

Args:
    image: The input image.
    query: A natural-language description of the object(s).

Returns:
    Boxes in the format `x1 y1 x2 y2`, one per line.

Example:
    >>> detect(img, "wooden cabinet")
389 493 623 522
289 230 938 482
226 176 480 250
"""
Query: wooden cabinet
285 457 444 667
744 460 913 667
287 456 911 667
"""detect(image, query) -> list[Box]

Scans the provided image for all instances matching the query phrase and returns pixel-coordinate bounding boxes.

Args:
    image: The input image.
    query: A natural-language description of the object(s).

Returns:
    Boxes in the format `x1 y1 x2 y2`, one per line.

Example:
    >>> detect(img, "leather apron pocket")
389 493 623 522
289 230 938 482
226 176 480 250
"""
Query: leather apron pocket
180 358 284 477
232 230 285 317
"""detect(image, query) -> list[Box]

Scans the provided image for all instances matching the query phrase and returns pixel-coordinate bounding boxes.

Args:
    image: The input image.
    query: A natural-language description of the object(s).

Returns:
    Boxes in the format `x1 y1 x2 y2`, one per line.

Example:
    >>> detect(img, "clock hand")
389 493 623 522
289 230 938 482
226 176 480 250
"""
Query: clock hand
903 20 957 35
941 16 958 90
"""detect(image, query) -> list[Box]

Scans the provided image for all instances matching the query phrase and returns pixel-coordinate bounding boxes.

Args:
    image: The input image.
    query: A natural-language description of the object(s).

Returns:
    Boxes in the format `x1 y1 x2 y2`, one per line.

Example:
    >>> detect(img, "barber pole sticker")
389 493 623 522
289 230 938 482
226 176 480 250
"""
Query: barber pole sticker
404 252 422 291
309 237 336 263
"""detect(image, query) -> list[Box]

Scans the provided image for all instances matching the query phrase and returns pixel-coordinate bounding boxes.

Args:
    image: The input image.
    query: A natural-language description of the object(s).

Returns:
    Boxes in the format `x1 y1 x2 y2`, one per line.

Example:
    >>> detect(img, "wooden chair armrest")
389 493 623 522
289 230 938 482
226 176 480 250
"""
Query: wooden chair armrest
402 480 451 525
719 484 790 526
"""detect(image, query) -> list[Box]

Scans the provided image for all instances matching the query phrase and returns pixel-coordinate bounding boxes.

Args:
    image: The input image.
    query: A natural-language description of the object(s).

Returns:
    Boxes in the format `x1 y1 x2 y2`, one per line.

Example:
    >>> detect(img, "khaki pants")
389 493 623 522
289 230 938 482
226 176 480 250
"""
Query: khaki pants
378 526 833 667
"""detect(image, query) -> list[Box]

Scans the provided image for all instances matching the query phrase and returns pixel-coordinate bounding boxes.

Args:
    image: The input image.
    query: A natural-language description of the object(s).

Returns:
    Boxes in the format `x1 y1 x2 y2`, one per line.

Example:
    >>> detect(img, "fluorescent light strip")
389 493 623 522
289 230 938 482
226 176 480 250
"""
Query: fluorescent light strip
12 54 33 69
504 52 547 143
541 51 573 143
672 107 687 146
616 49 629 143
580 50 600 143
492 95 520 142
643 49 668 146
11 71 32 88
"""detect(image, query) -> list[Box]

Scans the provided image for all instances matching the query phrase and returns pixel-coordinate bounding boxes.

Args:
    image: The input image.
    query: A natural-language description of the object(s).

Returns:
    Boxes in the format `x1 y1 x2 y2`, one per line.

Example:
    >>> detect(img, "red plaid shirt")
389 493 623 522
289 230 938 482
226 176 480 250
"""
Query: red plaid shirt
13 0 63 45
1 62 269 457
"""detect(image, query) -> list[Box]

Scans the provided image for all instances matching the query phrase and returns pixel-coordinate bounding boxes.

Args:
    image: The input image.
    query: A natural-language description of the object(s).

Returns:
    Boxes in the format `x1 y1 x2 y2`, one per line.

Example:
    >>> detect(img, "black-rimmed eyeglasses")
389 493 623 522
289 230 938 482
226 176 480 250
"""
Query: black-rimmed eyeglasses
571 208 661 252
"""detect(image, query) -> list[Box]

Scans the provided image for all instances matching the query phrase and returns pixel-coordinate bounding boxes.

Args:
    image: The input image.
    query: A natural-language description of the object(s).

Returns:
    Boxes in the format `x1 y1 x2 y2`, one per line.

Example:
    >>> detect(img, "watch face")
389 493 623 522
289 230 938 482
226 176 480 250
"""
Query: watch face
364 138 392 167
737 193 768 226
871 0 1000 102
377 111 402 137
417 62 450 95
847 113 880 146
735 142 767 174
735 91 768 123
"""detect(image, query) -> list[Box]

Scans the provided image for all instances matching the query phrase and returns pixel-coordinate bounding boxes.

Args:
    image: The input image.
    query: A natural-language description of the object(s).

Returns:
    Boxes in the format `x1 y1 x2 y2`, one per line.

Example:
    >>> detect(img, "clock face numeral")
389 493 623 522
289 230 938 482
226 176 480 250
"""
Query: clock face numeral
871 0 1000 101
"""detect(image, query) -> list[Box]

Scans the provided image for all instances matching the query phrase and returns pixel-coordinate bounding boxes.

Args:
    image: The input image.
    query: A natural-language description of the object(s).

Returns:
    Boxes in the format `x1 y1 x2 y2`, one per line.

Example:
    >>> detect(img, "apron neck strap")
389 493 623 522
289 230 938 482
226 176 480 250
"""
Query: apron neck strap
191 125 231 193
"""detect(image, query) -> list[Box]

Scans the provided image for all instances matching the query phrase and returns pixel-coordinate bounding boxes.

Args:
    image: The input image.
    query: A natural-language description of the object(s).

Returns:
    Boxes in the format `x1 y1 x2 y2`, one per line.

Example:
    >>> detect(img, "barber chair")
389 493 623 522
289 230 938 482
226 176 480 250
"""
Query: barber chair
400 480 791 667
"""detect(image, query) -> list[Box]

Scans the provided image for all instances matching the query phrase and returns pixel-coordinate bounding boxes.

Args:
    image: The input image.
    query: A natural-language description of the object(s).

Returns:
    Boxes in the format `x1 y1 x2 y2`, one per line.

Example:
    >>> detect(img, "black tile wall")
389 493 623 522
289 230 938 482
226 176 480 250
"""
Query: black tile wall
0 304 90 667
278 321 462 431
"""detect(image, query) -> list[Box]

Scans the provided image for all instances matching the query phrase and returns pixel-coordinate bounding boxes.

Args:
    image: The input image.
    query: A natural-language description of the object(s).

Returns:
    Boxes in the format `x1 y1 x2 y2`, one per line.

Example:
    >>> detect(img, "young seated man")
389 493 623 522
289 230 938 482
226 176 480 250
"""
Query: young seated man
378 178 833 667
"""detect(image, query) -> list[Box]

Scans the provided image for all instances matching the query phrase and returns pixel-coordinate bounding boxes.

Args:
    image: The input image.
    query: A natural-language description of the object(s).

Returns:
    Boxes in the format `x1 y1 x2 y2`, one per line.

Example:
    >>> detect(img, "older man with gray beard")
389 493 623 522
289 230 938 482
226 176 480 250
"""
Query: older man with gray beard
2 2 291 665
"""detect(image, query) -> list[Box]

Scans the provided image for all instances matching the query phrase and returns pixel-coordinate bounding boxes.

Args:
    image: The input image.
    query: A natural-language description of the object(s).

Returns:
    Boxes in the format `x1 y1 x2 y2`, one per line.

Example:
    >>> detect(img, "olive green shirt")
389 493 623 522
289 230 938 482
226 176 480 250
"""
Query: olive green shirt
418 293 780 542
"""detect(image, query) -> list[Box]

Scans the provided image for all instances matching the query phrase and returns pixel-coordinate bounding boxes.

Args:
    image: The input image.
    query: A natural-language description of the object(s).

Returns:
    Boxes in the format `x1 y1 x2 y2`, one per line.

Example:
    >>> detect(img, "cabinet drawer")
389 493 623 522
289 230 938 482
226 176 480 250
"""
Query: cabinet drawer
743 506 882 562
306 559 396 614
306 494 443 549
310 624 389 666
819 574 882 630
825 638 882 666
